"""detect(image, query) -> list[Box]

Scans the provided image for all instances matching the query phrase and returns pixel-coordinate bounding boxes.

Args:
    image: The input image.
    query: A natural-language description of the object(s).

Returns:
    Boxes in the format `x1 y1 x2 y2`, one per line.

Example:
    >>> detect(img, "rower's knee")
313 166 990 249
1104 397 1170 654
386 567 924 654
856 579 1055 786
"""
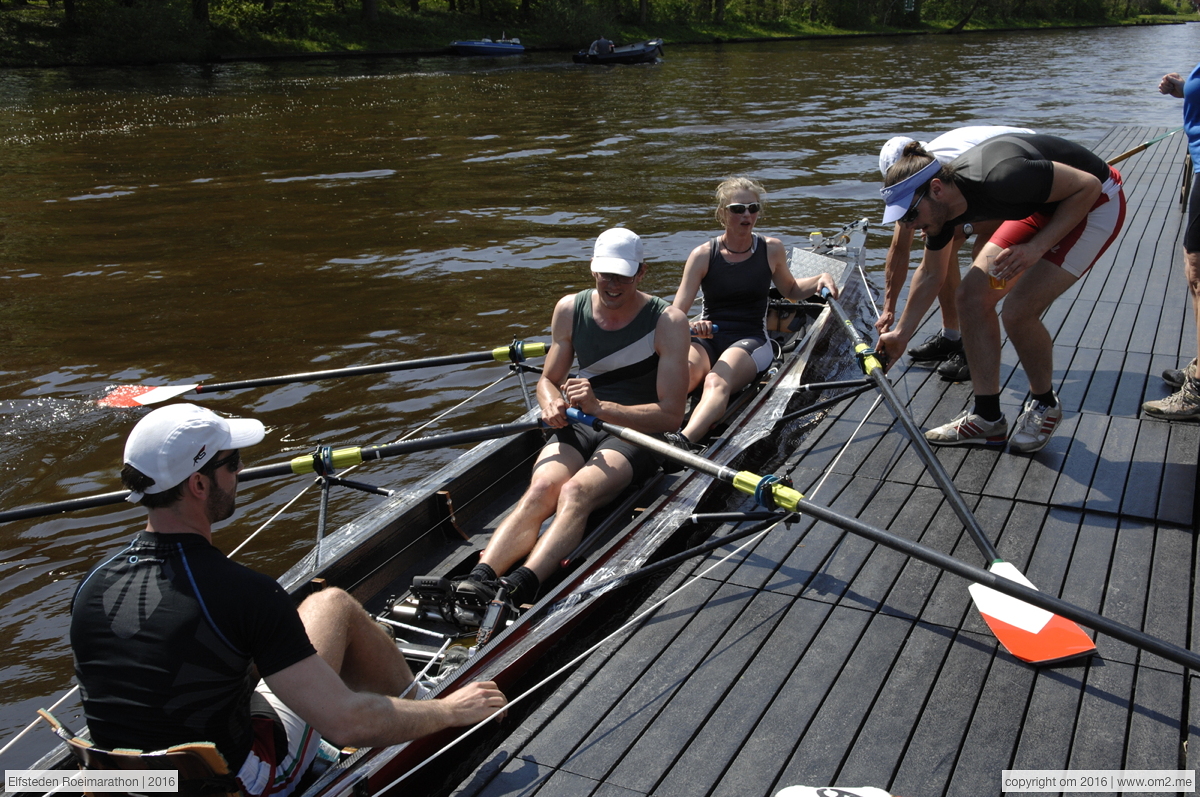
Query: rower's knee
701 370 732 401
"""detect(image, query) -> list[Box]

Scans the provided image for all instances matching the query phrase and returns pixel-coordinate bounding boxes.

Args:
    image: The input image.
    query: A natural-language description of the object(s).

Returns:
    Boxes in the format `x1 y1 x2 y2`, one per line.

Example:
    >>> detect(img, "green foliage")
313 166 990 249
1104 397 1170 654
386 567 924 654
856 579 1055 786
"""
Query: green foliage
73 0 208 62
0 0 1196 67
527 0 615 45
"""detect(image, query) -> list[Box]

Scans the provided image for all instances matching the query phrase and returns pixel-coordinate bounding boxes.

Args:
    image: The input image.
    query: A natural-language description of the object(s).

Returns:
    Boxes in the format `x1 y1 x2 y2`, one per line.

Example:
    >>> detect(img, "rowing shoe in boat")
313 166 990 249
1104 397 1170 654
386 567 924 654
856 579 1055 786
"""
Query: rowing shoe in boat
11 220 875 797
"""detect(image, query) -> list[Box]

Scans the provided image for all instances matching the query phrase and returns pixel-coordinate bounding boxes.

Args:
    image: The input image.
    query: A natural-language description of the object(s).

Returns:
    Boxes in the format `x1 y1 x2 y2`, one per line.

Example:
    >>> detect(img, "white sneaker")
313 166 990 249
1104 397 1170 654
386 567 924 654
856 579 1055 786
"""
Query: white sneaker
1009 394 1063 453
925 409 1008 447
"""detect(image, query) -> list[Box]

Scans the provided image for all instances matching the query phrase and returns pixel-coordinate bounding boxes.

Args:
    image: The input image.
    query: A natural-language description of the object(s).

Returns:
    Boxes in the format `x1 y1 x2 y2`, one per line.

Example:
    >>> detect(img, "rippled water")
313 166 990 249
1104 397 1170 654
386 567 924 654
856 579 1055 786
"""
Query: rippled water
0 23 1194 766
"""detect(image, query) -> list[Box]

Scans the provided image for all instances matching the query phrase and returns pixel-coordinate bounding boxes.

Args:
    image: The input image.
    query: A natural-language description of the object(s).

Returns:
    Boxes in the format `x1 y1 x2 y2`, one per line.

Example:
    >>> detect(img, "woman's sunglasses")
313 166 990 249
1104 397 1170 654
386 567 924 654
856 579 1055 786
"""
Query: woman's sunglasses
724 202 761 215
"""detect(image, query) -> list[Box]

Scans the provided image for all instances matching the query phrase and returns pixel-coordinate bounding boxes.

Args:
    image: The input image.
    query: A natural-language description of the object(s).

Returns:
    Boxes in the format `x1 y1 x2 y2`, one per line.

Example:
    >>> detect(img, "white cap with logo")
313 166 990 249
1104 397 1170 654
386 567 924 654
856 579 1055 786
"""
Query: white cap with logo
123 403 265 501
590 227 644 278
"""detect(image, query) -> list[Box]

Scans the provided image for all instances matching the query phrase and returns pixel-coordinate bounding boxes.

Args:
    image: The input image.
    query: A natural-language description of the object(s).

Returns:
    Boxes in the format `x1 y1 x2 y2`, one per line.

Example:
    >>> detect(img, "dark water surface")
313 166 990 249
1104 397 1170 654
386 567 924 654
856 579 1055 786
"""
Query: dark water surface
0 23 1193 765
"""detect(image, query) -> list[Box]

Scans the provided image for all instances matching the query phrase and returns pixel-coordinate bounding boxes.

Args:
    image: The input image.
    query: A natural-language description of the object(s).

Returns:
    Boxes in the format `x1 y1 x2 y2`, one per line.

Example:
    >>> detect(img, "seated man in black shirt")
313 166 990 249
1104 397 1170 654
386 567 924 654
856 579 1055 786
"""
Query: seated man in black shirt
71 403 507 796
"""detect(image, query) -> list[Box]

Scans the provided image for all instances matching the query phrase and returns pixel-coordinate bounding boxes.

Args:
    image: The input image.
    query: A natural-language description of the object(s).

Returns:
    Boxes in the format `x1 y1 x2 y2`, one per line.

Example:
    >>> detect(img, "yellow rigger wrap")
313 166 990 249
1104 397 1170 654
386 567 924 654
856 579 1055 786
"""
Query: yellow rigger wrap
731 471 805 512
288 447 365 475
491 341 548 362
848 332 884 375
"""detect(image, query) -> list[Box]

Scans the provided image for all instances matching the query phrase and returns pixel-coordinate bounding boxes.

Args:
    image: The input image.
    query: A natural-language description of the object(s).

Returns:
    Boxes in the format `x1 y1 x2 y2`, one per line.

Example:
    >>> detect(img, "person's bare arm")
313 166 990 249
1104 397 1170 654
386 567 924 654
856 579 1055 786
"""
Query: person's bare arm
990 163 1102 281
536 295 578 428
265 654 506 748
876 223 917 334
876 244 953 368
563 305 690 433
764 236 837 301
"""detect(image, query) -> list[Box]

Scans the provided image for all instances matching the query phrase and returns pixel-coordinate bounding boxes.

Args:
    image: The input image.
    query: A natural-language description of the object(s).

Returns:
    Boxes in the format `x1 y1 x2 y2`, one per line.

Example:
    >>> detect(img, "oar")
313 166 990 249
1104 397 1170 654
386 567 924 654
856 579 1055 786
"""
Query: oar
820 290 1096 664
1106 126 1183 166
96 341 549 407
0 419 543 524
563 409 1200 672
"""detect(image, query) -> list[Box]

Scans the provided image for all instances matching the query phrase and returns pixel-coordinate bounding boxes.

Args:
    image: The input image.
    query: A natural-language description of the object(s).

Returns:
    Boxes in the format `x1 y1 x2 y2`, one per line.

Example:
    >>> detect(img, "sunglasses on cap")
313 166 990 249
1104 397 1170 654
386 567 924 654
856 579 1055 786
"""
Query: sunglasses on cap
201 449 241 474
724 202 761 215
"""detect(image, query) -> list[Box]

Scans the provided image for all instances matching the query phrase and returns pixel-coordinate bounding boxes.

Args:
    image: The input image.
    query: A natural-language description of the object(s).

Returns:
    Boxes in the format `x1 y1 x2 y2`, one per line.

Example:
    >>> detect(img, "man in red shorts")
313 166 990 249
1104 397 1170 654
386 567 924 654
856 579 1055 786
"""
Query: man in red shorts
876 133 1125 453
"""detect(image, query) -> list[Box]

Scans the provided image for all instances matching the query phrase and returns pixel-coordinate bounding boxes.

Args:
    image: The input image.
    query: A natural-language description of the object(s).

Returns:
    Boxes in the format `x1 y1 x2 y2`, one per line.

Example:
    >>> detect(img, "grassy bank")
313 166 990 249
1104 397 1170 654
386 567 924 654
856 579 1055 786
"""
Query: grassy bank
0 0 1195 68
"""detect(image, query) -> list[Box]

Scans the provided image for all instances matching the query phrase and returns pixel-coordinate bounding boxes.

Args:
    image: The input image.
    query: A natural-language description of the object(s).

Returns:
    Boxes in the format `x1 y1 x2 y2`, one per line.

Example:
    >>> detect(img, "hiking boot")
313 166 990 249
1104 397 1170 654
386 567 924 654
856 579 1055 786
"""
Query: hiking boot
924 409 1008 447
1009 395 1064 454
1162 357 1198 389
908 332 962 362
1143 378 1200 420
937 350 971 382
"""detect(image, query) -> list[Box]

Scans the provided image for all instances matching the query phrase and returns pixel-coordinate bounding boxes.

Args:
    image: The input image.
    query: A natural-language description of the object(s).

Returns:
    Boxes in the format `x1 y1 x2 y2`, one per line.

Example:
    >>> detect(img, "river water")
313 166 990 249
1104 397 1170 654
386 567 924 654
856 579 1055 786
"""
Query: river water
0 22 1194 768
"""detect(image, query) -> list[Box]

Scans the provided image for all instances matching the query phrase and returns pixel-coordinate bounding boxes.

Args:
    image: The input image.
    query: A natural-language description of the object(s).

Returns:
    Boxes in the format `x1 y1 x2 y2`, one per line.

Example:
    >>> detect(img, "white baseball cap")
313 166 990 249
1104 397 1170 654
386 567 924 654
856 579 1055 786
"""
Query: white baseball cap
879 136 918 177
123 403 264 500
590 228 644 278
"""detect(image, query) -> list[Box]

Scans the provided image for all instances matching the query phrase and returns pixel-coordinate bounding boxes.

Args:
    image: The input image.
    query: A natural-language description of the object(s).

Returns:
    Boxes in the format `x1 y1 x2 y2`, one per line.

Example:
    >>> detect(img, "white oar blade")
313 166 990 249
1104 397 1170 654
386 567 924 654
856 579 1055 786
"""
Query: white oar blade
967 561 1096 665
97 383 200 408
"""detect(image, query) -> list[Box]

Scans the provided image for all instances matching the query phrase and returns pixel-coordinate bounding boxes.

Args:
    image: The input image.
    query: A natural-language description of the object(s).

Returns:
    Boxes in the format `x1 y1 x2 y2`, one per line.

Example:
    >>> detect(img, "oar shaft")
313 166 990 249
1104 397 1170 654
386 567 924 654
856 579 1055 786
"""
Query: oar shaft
563 410 1200 671
195 343 548 395
1106 126 1183 166
248 420 544 479
786 500 1200 672
823 294 1002 563
0 420 544 524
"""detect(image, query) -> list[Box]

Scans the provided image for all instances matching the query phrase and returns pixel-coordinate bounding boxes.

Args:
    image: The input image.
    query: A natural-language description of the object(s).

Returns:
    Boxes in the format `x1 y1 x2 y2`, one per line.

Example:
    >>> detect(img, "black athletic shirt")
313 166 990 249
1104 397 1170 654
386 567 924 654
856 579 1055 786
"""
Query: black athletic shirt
926 133 1112 251
698 235 772 341
70 532 316 769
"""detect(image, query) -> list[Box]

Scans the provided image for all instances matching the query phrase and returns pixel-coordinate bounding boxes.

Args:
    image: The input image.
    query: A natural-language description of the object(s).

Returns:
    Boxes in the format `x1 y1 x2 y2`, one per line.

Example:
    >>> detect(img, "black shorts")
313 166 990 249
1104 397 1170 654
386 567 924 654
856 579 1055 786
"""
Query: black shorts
550 423 662 483
1186 172 1200 254
693 331 773 373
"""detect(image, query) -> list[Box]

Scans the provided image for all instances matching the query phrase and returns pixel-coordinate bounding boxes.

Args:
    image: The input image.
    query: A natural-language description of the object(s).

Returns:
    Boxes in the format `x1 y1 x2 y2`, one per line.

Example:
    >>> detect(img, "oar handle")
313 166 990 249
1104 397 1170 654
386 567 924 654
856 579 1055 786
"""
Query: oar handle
821 292 1002 563
195 342 549 395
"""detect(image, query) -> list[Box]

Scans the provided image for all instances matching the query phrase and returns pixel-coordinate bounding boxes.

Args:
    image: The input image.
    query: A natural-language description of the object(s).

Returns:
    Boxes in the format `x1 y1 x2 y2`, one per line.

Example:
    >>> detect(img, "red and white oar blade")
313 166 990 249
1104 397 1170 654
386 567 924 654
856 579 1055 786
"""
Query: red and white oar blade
967 561 1096 665
97 383 200 408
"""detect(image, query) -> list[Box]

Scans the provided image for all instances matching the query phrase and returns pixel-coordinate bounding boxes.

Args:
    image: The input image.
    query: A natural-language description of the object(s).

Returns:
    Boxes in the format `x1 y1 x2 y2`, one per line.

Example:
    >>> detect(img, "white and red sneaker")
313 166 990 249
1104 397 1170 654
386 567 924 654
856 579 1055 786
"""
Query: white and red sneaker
1009 393 1063 453
924 409 1008 447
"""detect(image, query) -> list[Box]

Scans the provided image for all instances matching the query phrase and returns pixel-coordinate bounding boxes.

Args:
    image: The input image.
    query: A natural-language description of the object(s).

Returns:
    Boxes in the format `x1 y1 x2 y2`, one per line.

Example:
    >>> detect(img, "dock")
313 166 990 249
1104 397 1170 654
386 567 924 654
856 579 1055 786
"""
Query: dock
452 126 1199 797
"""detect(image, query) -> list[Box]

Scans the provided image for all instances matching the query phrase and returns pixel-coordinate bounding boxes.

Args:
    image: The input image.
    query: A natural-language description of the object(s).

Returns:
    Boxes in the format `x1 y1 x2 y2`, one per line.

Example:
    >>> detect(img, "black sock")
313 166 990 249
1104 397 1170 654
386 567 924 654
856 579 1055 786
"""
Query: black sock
1031 390 1057 409
972 393 1003 422
502 566 540 605
469 562 497 583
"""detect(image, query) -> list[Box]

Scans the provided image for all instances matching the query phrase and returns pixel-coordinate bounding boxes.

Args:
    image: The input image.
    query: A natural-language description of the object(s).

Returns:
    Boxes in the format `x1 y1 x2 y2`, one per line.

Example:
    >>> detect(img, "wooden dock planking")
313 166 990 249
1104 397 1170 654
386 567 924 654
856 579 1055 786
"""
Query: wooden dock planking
451 125 1198 797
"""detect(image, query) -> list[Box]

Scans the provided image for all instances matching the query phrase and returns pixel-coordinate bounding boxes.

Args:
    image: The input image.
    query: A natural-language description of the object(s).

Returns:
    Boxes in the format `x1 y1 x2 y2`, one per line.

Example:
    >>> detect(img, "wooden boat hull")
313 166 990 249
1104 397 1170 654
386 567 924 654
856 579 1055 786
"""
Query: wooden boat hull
572 39 664 65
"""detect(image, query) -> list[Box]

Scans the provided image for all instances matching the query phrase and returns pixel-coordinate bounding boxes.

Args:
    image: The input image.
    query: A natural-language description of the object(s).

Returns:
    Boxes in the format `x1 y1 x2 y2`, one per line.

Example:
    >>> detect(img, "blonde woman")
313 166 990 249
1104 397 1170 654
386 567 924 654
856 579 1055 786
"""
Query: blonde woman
669 177 837 448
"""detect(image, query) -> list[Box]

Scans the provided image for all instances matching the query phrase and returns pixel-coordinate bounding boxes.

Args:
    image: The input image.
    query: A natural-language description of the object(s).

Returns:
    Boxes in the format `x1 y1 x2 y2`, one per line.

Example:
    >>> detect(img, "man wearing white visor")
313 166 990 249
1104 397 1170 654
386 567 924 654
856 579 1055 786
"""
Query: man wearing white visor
876 125 1034 383
877 133 1125 453
71 404 506 796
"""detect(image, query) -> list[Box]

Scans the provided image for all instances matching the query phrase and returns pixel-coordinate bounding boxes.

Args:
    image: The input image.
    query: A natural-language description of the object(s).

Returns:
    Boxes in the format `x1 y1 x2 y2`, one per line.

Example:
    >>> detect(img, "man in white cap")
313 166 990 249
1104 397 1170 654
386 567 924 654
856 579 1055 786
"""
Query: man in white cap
454 227 689 610
876 125 1034 382
70 403 507 797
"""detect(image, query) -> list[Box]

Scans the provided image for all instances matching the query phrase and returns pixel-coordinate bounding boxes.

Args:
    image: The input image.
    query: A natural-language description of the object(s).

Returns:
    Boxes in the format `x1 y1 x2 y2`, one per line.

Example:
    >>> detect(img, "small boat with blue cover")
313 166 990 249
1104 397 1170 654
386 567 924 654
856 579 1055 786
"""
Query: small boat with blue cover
449 38 524 56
